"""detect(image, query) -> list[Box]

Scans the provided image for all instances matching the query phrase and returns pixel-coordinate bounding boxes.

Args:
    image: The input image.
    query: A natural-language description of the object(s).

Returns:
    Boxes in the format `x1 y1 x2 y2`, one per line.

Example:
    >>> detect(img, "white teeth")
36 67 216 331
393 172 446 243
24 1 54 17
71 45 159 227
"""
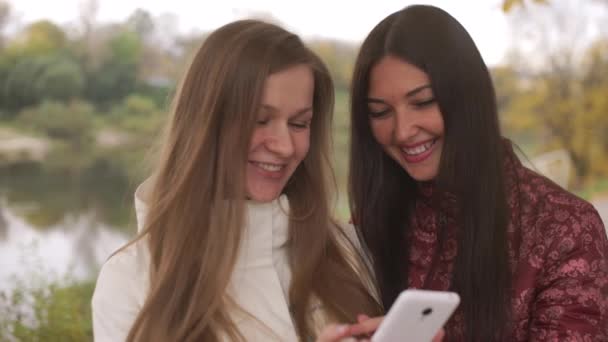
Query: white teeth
254 162 284 172
402 140 435 156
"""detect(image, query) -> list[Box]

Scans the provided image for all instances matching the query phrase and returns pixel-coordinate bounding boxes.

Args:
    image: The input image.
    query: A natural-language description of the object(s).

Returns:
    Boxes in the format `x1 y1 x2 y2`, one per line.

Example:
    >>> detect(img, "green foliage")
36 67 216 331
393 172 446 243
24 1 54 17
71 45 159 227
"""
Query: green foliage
332 88 351 219
84 30 143 107
308 40 358 89
126 8 155 39
1 54 85 112
0 275 94 342
499 38 608 188
107 30 142 65
107 94 166 137
0 19 85 113
502 0 549 12
0 0 10 49
575 178 608 200
7 20 67 57
1 55 48 111
36 58 85 101
117 94 159 117
17 100 96 146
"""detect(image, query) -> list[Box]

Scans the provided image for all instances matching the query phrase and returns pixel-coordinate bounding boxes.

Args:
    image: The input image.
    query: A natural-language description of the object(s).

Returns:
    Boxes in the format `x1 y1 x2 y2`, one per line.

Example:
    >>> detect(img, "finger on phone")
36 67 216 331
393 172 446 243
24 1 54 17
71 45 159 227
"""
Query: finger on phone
432 328 445 342
317 324 351 342
357 314 370 323
348 316 383 336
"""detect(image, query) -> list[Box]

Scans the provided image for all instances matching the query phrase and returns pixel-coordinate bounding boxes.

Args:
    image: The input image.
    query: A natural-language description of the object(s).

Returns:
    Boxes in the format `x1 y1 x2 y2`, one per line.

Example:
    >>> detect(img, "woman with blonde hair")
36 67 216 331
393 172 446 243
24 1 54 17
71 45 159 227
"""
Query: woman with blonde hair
92 19 383 341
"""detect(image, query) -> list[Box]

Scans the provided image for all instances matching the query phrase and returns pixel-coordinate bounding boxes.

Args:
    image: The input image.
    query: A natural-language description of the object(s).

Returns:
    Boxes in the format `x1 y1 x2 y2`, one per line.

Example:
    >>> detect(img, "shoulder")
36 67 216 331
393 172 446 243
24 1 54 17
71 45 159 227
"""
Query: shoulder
516 167 607 271
92 239 150 340
515 166 602 230
93 240 150 299
513 165 607 261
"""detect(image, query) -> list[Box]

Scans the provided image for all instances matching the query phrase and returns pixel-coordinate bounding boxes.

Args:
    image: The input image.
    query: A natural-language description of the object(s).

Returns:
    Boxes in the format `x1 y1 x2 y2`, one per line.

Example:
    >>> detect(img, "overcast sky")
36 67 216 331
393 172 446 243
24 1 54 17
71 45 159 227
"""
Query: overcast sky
6 0 515 66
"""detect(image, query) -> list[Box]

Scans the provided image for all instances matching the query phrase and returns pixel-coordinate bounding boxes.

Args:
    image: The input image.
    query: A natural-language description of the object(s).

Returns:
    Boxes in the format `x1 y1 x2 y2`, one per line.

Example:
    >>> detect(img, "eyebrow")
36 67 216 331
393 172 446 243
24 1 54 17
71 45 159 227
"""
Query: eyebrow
366 84 432 104
260 104 313 118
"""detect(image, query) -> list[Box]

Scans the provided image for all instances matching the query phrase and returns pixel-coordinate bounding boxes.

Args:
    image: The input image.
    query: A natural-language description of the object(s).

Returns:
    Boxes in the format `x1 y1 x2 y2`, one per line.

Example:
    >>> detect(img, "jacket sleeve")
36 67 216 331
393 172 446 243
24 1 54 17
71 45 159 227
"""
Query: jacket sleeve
91 248 144 342
528 202 608 341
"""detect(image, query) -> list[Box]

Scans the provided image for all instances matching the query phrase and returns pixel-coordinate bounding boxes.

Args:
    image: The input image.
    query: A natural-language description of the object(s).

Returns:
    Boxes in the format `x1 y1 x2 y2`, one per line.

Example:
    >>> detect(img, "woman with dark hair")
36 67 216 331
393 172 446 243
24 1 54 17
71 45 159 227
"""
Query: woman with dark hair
92 20 384 342
349 5 608 341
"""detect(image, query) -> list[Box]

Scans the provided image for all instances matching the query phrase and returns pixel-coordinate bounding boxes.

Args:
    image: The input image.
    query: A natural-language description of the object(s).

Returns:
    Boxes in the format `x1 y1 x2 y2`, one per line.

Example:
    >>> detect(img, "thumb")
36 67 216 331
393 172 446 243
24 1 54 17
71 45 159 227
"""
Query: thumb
316 324 351 342
357 314 370 323
432 328 445 342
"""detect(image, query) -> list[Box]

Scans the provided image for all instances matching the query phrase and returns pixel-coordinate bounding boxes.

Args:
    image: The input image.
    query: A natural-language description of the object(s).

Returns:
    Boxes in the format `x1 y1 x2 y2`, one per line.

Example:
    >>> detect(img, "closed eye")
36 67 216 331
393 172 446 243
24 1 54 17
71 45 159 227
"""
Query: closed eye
412 98 436 108
368 108 392 119
289 120 311 130
366 98 392 119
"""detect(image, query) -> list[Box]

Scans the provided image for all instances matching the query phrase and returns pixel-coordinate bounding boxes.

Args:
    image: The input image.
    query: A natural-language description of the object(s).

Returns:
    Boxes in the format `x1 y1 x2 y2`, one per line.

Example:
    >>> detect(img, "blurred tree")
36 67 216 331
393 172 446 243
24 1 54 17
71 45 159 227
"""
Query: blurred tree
582 40 608 88
491 66 522 115
108 94 165 137
500 40 608 188
119 94 158 116
501 0 608 188
0 19 85 113
127 8 155 40
84 29 142 107
76 0 103 70
17 100 95 146
8 20 67 57
581 39 608 177
2 55 84 113
502 0 548 12
174 33 205 68
102 29 141 67
126 8 175 93
35 58 85 101
0 0 10 49
308 40 358 90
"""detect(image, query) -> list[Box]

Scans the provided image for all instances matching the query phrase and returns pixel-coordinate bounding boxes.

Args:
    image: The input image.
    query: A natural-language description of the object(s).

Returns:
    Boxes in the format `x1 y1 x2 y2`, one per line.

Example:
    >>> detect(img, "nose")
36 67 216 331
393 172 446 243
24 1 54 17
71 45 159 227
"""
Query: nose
393 107 420 144
265 124 294 158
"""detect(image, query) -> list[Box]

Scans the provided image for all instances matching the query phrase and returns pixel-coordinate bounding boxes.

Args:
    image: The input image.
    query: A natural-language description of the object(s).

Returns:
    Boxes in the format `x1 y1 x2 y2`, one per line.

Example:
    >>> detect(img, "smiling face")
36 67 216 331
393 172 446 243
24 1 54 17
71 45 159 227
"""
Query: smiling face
367 55 445 182
246 63 314 202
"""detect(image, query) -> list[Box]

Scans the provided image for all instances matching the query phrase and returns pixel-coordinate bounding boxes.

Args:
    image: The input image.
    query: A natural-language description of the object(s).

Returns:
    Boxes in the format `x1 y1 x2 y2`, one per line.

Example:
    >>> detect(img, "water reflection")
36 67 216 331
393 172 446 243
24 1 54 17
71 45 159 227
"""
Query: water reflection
0 160 138 289
0 207 128 287
0 161 136 230
0 202 6 241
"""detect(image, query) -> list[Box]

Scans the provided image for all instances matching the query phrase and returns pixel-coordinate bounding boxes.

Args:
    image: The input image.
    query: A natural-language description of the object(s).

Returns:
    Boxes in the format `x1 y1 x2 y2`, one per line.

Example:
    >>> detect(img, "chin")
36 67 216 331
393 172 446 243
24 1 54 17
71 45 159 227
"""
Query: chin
405 167 438 182
250 196 278 203
412 175 435 182
247 189 281 202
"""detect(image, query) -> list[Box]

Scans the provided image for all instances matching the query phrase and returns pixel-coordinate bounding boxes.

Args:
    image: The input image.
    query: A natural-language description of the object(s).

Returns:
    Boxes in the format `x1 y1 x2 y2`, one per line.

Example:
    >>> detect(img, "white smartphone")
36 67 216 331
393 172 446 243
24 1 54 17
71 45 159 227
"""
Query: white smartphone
371 289 460 342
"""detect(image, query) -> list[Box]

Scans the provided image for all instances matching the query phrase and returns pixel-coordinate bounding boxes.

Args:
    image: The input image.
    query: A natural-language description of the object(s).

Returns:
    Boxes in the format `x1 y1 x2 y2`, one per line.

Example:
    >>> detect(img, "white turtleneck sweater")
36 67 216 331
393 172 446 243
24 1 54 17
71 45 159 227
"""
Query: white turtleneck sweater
91 181 371 341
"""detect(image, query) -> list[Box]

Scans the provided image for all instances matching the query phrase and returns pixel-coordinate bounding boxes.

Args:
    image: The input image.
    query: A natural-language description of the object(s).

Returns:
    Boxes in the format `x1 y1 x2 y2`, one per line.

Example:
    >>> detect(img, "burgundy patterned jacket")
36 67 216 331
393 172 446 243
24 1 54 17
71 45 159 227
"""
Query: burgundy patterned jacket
407 143 608 341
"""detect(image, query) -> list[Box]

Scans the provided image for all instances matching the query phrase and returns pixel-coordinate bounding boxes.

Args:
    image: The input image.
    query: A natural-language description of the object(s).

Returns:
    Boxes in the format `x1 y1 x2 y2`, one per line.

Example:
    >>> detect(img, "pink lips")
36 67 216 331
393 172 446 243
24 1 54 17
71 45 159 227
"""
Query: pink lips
400 139 436 164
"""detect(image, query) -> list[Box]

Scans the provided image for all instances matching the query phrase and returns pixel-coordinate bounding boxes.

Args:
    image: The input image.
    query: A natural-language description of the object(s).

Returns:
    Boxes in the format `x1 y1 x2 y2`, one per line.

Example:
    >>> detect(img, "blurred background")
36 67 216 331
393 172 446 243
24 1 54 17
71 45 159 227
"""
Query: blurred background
0 0 606 340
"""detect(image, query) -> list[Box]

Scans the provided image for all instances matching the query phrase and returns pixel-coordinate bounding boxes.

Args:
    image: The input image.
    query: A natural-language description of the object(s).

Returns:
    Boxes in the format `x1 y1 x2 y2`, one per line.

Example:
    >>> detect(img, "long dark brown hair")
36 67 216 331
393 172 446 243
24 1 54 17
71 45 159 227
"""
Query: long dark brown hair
122 20 381 341
349 5 511 341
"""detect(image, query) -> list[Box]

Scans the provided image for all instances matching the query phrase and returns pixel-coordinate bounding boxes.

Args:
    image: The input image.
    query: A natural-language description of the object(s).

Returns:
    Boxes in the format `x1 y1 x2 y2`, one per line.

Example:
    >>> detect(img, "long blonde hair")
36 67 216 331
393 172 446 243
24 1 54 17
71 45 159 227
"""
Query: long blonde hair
125 20 382 341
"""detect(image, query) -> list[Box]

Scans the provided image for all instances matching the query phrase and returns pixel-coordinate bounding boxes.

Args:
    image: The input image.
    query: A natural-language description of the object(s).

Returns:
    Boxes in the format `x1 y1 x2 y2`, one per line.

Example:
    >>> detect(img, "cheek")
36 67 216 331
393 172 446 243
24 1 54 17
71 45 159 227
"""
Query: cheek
430 110 445 134
248 128 264 152
295 132 311 160
369 120 393 145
